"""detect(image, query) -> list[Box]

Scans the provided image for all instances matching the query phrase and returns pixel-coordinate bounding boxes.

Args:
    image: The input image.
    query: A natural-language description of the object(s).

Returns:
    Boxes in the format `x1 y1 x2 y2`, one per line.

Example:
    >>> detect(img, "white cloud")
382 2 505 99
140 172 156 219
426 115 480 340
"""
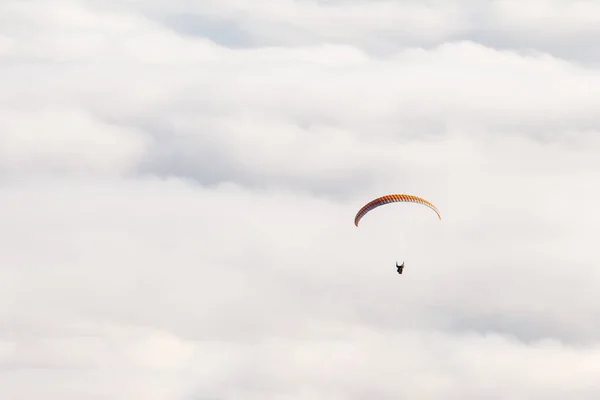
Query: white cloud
0 108 148 176
0 172 599 398
1 0 600 398
492 0 600 33
124 0 600 62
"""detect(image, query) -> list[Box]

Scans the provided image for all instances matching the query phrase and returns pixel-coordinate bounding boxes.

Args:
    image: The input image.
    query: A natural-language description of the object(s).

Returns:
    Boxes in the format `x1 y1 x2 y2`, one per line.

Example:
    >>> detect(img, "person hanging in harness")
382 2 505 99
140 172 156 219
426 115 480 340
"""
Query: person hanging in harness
396 261 405 274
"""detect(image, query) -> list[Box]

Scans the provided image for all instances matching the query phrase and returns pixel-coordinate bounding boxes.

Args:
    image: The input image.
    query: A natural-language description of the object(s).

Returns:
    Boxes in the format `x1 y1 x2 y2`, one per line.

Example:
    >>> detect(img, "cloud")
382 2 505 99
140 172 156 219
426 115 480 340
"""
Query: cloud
1 0 600 398
0 108 147 176
0 171 599 398
5 36 600 195
133 0 600 62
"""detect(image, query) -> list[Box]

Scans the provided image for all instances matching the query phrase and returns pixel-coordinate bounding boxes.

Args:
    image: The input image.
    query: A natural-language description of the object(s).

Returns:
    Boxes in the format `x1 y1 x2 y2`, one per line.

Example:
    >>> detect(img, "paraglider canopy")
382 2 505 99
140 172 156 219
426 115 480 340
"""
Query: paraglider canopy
354 193 441 227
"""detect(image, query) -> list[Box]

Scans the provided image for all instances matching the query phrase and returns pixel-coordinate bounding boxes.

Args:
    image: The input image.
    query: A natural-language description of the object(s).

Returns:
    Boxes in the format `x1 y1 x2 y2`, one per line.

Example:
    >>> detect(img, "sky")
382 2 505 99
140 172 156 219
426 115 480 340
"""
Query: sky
1 0 600 398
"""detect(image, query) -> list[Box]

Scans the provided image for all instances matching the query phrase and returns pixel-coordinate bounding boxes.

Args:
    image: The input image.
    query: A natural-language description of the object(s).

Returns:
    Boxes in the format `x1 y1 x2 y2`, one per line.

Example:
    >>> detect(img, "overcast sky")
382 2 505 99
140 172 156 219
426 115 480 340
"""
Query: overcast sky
1 0 600 399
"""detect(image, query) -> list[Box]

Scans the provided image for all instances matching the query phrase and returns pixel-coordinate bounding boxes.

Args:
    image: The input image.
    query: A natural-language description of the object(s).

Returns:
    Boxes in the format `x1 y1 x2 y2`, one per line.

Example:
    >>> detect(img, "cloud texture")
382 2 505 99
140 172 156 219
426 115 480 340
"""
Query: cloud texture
1 0 600 398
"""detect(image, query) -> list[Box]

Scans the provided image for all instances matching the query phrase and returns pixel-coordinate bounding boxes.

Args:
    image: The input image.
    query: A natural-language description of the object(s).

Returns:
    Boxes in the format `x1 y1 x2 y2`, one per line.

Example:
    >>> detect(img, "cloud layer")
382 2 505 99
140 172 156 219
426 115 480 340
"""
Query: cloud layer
1 0 600 399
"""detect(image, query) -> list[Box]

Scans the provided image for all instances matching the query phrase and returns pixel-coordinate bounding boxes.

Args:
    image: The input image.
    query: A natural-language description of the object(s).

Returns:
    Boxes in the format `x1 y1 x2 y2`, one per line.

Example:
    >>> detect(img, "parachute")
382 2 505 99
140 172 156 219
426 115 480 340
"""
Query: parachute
354 193 441 227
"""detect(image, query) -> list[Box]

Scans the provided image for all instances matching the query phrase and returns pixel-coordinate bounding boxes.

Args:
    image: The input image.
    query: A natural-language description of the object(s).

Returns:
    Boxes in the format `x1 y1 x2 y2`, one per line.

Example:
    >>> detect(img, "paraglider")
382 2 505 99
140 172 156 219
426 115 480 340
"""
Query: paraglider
354 193 441 274
396 261 404 274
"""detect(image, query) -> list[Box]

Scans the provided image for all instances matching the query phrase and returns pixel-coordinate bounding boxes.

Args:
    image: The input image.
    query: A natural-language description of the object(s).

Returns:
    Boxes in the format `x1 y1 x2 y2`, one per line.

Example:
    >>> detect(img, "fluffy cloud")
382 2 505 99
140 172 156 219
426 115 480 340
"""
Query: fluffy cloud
0 176 599 399
1 0 600 399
